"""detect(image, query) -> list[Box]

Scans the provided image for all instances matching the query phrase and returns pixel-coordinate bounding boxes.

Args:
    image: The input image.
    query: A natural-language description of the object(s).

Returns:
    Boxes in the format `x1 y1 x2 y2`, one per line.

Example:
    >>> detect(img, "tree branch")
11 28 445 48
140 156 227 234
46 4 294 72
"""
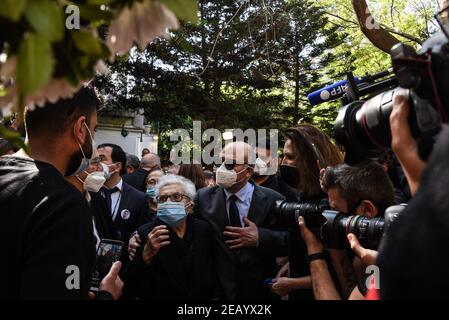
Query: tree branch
198 0 248 76
379 24 423 44
352 0 400 53
323 11 358 27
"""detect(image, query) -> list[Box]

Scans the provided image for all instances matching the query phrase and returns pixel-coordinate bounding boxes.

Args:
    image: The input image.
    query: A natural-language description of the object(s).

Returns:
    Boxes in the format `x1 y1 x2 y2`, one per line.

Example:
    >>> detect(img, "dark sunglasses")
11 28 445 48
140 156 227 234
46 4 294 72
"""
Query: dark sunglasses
219 159 248 170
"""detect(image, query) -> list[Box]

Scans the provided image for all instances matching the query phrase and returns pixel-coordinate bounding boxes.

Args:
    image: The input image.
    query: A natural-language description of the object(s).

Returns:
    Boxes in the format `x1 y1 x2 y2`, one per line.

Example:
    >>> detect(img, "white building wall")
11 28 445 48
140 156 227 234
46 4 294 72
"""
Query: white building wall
94 127 158 158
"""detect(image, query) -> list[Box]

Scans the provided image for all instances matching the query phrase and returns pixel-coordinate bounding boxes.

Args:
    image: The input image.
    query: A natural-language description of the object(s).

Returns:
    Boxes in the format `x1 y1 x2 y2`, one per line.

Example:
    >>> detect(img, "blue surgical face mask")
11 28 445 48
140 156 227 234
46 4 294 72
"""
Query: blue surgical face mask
157 201 187 227
146 186 156 200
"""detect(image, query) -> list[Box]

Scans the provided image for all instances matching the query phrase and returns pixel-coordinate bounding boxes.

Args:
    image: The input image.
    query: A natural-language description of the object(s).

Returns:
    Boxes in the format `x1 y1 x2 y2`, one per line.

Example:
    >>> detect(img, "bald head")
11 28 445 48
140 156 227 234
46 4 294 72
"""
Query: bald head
221 141 256 165
141 153 161 170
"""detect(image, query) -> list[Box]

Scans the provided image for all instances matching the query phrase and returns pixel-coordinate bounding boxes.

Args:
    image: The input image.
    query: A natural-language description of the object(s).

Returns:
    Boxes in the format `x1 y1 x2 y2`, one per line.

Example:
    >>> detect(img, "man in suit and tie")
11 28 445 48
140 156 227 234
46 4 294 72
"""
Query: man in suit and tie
194 141 289 300
97 143 151 247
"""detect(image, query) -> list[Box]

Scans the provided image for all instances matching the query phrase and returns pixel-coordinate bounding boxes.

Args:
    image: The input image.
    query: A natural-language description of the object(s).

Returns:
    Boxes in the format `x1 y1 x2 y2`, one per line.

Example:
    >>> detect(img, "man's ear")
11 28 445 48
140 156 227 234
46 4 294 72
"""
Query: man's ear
73 116 87 145
357 200 378 218
115 162 123 174
246 166 254 178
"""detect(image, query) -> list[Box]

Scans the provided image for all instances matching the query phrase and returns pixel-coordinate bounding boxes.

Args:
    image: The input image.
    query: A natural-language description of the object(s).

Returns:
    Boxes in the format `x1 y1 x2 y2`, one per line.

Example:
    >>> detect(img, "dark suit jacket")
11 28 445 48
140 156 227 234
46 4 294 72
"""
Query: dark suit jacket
123 216 218 300
194 182 288 300
89 191 119 240
122 168 150 192
111 182 151 245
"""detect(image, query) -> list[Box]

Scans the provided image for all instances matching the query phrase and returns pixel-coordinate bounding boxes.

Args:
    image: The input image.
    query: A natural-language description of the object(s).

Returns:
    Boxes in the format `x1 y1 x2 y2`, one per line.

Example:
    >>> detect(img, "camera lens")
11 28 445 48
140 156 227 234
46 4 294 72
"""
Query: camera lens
333 89 400 164
321 210 348 248
321 212 385 250
275 200 326 228
344 215 385 250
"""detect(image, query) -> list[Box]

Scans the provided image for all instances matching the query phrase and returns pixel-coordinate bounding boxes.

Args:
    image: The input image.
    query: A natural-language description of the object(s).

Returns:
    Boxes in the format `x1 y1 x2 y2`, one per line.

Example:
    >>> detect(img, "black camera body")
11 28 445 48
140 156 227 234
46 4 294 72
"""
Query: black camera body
275 200 405 250
334 31 449 165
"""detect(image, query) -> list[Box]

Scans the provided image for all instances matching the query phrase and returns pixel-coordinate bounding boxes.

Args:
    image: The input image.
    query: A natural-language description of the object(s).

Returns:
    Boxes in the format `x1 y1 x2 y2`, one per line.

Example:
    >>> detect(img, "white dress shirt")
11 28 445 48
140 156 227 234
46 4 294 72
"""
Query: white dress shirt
85 191 100 250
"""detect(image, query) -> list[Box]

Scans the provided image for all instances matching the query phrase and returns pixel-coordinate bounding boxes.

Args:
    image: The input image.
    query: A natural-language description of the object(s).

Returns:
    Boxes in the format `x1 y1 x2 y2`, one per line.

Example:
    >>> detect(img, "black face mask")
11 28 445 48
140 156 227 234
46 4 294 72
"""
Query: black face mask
280 164 300 189
65 125 93 176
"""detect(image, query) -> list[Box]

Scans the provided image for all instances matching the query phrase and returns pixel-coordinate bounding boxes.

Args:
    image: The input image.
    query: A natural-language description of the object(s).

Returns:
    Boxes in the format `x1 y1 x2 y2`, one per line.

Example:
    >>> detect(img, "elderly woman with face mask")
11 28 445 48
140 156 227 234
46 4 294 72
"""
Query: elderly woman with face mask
122 175 218 300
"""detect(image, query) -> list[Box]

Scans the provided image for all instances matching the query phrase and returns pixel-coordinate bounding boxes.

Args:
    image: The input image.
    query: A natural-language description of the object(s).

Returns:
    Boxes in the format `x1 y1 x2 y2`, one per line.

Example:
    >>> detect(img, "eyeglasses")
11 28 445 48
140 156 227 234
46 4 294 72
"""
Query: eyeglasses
156 192 189 203
436 3 449 40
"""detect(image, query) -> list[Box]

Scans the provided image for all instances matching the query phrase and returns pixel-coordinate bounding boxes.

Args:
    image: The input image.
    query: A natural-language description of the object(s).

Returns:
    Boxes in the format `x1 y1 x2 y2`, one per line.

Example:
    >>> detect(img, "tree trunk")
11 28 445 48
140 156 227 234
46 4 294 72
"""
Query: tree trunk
352 0 400 53
442 0 449 9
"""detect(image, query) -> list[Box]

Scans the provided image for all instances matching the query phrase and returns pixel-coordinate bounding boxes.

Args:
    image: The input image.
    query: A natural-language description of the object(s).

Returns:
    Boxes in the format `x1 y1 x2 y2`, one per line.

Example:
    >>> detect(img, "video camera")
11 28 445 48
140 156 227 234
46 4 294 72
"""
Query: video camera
275 200 405 250
308 29 449 165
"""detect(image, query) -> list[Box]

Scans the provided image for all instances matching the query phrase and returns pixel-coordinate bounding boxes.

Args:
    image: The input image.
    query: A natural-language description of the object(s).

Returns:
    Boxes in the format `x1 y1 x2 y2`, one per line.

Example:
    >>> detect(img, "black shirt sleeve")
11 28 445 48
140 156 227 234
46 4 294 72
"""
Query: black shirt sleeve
19 201 95 299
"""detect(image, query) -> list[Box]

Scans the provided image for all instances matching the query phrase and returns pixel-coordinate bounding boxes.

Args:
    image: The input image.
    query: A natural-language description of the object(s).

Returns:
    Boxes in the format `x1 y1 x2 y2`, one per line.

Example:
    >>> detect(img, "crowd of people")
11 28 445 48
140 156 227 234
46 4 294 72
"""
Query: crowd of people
0 83 424 300
0 61 448 300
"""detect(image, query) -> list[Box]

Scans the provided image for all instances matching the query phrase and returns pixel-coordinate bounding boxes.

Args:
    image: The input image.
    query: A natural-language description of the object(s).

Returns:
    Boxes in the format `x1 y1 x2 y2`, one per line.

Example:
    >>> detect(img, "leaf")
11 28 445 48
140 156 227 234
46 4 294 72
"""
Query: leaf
71 30 102 56
16 33 55 97
79 5 114 21
162 0 198 23
0 0 27 22
24 0 64 42
0 124 29 155
87 0 115 5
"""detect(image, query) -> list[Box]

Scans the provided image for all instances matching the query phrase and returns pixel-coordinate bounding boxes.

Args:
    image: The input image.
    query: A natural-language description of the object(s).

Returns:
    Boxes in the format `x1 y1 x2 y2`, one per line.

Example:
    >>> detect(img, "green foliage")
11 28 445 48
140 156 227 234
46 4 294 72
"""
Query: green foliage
0 0 27 22
0 125 29 155
72 30 103 56
163 0 199 23
16 34 55 97
95 0 340 158
0 0 199 152
25 0 64 43
308 0 440 135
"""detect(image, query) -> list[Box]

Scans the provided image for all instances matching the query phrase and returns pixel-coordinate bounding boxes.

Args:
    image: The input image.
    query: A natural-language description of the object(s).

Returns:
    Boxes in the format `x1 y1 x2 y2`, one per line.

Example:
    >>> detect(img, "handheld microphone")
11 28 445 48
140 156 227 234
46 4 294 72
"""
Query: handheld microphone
307 77 361 106
307 69 393 106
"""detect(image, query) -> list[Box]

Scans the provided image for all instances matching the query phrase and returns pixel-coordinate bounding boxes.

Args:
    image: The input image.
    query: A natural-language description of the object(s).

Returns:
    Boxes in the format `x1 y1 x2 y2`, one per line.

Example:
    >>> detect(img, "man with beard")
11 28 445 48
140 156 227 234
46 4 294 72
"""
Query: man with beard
0 85 122 300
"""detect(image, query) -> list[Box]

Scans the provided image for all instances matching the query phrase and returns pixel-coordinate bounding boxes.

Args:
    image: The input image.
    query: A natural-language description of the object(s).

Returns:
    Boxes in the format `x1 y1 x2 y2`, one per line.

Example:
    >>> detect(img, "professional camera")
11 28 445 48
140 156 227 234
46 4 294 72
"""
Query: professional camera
308 23 449 164
275 200 405 250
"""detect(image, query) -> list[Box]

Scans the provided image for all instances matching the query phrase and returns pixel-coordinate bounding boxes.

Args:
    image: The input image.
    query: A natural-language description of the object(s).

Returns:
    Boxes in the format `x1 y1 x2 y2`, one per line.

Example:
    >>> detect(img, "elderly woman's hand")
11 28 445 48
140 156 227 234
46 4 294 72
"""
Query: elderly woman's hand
142 225 170 264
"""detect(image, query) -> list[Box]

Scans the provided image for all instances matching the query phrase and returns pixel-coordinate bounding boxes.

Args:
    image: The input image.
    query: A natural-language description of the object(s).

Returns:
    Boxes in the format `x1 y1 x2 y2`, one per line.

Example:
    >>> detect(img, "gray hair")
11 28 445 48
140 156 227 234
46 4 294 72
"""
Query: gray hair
155 174 196 201
126 154 141 169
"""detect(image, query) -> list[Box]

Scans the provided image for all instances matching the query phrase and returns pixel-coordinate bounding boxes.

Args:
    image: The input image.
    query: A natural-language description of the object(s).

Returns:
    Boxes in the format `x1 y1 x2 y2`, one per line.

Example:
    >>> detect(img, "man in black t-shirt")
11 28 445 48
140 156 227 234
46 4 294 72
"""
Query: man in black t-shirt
0 85 122 300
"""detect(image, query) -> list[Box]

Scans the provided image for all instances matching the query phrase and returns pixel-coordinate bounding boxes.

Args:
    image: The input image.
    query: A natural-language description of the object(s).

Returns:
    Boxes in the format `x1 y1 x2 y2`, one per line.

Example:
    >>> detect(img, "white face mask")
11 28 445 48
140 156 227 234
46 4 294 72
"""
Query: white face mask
254 157 276 176
216 164 247 189
83 171 106 192
101 162 112 180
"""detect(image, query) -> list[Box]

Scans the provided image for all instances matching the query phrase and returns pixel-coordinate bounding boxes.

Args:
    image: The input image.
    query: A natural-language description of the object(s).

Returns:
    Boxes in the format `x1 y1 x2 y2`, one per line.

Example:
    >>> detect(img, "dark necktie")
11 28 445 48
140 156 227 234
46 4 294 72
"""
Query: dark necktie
103 187 120 215
228 194 242 227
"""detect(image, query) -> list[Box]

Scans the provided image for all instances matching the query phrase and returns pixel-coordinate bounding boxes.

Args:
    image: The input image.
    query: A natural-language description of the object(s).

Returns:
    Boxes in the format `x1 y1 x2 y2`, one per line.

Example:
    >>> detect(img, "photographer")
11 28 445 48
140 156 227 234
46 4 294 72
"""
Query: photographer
272 125 343 300
376 89 449 298
299 162 394 299
389 94 426 195
322 162 395 218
